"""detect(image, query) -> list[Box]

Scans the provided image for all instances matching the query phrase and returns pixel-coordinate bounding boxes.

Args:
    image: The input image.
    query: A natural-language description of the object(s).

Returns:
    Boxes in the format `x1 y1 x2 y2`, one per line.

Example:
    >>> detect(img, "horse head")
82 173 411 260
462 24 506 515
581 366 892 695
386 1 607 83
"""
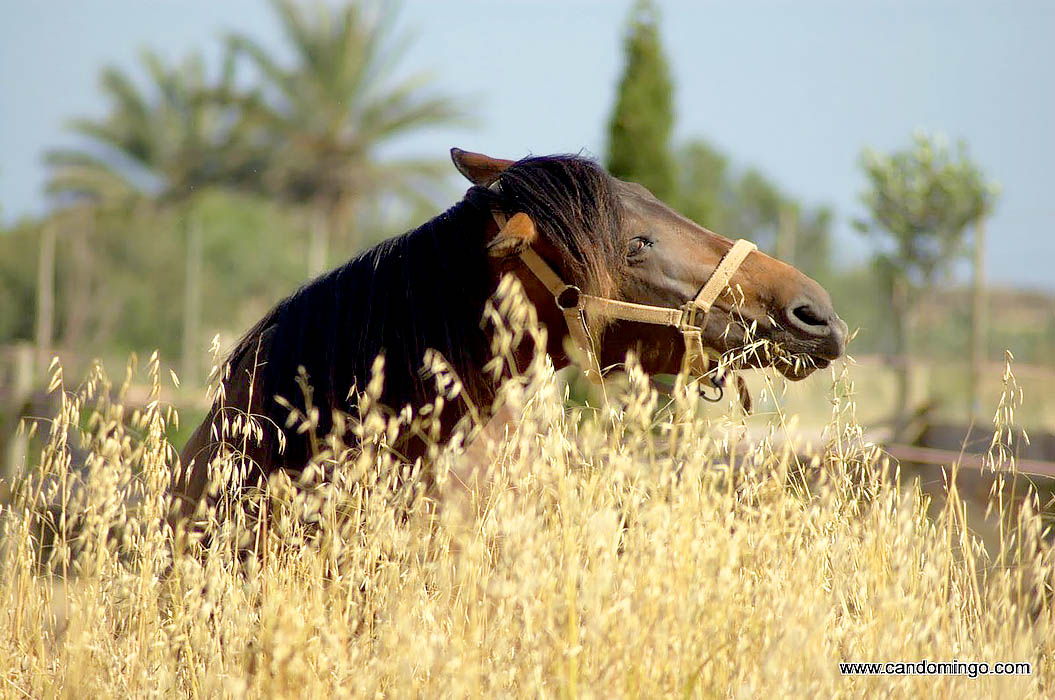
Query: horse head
452 148 847 384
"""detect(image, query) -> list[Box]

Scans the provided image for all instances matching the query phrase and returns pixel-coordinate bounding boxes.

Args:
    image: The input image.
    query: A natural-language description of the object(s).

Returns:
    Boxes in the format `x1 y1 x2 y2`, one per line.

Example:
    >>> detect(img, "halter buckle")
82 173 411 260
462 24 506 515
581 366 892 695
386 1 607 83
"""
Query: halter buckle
679 301 703 331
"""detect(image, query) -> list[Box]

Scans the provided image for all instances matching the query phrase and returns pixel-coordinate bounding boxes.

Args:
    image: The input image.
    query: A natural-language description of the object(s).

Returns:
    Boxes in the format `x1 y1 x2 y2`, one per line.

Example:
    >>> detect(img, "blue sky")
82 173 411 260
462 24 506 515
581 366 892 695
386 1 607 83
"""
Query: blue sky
2 0 1053 289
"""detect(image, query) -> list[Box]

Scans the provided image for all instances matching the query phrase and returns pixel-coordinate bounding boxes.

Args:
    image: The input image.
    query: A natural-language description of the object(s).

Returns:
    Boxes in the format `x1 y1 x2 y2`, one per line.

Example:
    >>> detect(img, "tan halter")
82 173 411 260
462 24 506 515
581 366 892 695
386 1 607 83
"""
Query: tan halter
493 210 757 387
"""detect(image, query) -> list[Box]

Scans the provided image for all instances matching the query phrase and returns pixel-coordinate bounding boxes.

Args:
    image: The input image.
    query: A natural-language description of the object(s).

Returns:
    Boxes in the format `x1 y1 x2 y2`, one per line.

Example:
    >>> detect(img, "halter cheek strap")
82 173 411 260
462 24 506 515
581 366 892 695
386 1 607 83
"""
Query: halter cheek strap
678 237 757 379
497 209 756 387
517 247 600 374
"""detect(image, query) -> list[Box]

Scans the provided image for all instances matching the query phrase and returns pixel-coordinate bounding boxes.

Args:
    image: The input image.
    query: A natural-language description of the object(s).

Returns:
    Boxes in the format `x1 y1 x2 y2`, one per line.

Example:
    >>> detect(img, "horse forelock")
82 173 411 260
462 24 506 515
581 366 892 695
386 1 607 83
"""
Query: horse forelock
468 154 627 301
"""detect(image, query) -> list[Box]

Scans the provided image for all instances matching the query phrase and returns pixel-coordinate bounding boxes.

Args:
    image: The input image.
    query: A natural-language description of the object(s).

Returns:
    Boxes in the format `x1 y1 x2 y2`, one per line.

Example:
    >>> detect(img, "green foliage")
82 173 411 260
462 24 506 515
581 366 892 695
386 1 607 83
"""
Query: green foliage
856 132 998 289
0 193 303 359
785 204 833 282
854 132 999 352
0 225 39 342
855 132 998 418
604 5 832 279
42 50 270 379
9 0 465 372
605 0 676 201
819 264 897 355
673 139 834 280
0 192 437 364
225 0 466 259
104 192 308 356
671 140 728 228
46 51 256 207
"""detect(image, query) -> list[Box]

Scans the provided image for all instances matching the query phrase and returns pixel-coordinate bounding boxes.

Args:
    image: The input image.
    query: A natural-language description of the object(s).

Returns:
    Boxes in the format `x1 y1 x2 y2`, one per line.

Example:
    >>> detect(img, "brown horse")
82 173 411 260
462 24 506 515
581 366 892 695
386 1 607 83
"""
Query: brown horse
170 149 846 524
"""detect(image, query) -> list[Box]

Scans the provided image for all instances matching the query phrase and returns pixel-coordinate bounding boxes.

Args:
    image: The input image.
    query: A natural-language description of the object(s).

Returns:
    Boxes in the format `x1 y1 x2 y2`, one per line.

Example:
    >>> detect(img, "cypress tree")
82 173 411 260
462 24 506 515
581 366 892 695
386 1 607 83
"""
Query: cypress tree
605 0 676 201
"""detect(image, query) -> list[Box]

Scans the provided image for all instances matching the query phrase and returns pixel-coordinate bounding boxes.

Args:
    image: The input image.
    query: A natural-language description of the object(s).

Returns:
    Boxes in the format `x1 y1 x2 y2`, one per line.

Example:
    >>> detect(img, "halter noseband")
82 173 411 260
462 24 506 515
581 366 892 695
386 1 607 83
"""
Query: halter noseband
493 210 757 391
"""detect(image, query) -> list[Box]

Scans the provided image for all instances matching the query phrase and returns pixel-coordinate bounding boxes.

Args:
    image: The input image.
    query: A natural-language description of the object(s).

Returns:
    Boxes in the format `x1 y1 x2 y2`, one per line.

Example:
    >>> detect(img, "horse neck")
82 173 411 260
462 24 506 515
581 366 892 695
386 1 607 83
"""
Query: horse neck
369 202 501 412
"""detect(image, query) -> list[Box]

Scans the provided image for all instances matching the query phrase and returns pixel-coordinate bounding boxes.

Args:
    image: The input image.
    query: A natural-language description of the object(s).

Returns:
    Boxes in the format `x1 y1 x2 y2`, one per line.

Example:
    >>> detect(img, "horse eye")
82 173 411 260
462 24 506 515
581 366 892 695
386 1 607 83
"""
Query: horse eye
628 236 652 257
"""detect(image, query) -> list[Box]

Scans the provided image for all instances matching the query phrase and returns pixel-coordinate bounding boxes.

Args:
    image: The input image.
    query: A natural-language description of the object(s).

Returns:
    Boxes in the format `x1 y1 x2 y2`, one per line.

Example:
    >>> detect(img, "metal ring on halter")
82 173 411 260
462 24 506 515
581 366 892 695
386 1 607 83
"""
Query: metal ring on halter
555 285 582 310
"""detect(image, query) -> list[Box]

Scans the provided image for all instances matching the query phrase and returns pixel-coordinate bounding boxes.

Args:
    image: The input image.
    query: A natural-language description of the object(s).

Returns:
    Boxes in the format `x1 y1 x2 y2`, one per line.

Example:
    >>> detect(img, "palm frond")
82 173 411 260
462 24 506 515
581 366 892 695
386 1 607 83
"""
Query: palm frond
44 149 148 204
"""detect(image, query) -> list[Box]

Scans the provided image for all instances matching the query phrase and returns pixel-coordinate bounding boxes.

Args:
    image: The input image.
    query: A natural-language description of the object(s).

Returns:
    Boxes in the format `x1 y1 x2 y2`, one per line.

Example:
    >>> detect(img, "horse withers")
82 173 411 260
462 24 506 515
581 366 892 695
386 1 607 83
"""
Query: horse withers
171 149 847 528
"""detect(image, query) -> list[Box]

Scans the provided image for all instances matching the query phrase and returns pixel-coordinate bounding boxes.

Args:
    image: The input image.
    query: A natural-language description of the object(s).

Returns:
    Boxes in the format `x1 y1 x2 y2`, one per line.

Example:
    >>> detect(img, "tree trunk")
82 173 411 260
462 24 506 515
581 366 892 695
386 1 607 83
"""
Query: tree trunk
64 210 95 350
891 276 912 426
35 222 56 374
308 207 329 277
968 216 987 420
181 213 204 385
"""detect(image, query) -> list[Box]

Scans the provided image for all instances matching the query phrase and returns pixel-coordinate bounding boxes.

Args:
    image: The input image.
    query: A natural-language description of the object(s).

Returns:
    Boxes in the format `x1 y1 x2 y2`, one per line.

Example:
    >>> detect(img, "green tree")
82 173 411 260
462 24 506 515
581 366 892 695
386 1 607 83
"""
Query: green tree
605 0 676 201
225 0 466 275
673 140 728 229
674 139 833 280
0 222 40 344
45 50 255 382
855 132 997 421
603 5 830 276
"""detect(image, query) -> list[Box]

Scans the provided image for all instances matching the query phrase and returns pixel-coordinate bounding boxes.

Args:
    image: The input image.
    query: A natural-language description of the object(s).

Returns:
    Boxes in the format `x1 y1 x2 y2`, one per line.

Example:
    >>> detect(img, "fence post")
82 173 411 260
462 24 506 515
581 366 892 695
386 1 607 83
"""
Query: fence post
4 343 35 487
35 222 56 376
968 216 987 420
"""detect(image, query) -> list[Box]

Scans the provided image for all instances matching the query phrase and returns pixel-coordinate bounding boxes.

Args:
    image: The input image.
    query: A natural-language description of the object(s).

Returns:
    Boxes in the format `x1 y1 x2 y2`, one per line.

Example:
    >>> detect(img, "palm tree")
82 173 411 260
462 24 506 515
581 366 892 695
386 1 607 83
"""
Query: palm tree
226 0 467 274
46 50 258 382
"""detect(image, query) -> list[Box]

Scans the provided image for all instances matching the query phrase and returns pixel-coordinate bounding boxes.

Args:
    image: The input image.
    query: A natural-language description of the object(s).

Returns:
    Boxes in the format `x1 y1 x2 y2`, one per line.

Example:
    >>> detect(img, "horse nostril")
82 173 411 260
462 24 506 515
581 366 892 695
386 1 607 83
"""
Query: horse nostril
791 303 828 329
787 297 847 358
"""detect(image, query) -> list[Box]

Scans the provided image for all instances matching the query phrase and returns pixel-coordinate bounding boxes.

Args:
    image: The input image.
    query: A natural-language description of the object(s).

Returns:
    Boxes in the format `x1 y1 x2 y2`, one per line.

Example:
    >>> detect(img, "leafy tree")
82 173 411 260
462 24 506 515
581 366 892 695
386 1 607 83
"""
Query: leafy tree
724 169 784 252
45 50 255 382
225 0 466 274
672 140 728 230
605 0 676 201
674 139 833 280
855 132 997 421
46 52 256 205
0 223 39 343
604 5 830 277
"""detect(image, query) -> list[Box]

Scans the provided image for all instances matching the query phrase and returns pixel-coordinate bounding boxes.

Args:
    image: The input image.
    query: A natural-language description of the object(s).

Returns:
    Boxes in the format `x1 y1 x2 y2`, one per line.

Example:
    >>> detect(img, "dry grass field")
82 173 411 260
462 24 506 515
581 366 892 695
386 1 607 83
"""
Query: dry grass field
1 331 1052 697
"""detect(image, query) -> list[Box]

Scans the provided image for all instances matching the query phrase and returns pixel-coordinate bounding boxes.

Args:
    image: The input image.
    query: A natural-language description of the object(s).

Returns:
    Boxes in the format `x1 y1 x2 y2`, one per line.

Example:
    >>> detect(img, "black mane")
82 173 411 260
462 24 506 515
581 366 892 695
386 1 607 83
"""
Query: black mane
467 152 626 300
220 153 625 469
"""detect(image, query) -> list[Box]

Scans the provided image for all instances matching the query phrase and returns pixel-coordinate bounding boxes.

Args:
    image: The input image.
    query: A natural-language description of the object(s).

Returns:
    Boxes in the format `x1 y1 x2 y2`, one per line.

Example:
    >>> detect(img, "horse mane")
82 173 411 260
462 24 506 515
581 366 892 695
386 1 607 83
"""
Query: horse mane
467 152 626 300
219 153 625 469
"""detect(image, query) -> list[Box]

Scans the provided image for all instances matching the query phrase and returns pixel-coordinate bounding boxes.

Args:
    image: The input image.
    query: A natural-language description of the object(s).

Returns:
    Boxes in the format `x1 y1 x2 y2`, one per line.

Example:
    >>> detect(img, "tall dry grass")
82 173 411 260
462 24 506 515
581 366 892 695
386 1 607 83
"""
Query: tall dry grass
1 287 1052 698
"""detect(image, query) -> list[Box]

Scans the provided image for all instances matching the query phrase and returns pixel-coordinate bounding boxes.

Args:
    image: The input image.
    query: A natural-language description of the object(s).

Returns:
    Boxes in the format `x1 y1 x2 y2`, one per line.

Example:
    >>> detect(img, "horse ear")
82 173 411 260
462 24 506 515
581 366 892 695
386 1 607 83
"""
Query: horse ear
487 212 537 258
451 148 515 186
